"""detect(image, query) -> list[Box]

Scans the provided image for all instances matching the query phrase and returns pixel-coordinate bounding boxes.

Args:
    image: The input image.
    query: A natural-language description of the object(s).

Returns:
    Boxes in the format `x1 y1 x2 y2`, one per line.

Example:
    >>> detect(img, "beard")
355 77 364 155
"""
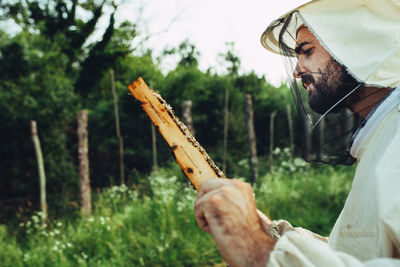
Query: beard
302 58 360 114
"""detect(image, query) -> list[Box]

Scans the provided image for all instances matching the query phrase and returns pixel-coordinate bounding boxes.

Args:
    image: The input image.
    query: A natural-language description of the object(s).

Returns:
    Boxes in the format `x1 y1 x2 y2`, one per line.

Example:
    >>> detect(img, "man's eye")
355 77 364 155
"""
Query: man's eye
303 48 313 56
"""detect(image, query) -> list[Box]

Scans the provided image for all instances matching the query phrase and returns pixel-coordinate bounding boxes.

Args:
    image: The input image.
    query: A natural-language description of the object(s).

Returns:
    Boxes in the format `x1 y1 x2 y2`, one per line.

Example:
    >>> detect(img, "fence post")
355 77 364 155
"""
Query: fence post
304 117 312 161
318 116 325 160
222 88 229 174
30 120 48 223
181 100 195 136
245 94 258 185
110 69 125 185
151 122 158 172
77 110 91 217
345 109 355 143
269 111 277 167
286 104 294 154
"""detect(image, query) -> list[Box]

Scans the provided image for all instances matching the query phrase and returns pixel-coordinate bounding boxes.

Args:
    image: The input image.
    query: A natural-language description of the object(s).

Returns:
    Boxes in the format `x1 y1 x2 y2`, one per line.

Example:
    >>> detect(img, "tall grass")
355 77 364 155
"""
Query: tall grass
255 148 354 235
0 148 355 266
1 167 221 266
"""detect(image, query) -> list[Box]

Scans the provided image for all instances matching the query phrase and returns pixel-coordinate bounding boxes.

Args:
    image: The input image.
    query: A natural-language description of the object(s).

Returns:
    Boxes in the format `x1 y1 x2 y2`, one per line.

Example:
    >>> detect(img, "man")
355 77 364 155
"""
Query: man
194 0 400 266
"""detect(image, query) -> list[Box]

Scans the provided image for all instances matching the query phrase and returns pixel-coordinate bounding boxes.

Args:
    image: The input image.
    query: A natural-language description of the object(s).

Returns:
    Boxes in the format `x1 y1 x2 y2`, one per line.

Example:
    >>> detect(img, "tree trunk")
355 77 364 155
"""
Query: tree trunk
77 110 91 217
269 111 277 167
151 122 158 172
222 88 229 174
286 104 294 154
110 69 125 185
181 100 195 136
245 94 258 185
30 120 48 223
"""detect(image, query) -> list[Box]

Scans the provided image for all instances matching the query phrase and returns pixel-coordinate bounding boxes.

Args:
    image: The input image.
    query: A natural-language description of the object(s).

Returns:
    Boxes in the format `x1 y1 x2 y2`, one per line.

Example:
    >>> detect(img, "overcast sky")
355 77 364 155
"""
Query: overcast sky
117 0 309 85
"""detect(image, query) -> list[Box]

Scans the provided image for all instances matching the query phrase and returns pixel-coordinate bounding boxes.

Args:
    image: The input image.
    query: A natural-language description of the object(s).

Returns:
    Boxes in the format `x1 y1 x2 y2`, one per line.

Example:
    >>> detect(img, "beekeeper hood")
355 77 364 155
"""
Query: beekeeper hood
261 0 400 165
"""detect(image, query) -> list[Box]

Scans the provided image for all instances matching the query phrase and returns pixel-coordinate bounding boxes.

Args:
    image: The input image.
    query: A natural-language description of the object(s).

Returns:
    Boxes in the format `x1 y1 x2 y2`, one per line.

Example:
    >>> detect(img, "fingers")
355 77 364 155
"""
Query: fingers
194 184 222 233
194 200 211 233
193 178 275 267
197 178 252 198
257 209 272 234
194 178 254 235
194 188 228 235
197 178 231 198
194 179 230 234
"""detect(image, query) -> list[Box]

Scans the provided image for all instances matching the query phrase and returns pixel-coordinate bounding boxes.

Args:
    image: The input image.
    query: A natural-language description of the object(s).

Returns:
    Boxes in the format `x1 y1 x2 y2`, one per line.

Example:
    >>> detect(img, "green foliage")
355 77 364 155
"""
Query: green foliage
219 42 241 76
0 160 355 265
255 148 354 236
0 28 80 221
5 167 222 266
0 225 23 267
162 39 200 68
0 0 338 242
0 1 139 220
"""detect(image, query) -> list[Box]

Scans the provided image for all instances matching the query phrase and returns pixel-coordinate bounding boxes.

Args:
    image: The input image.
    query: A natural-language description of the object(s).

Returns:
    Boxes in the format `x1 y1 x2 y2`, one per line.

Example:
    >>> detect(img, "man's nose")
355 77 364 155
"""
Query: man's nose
293 62 306 78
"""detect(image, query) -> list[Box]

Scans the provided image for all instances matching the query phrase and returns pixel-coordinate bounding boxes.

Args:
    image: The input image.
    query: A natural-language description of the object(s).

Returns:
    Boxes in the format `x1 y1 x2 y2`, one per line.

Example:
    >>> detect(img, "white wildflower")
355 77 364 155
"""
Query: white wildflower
32 215 39 223
273 147 281 155
23 253 30 262
283 147 291 154
294 157 306 167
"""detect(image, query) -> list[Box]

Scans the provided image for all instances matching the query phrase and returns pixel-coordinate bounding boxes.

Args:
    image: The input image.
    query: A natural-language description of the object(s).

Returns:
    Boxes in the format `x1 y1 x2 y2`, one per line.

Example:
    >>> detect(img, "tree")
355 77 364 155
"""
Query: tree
0 0 138 220
1 0 135 103
220 42 241 77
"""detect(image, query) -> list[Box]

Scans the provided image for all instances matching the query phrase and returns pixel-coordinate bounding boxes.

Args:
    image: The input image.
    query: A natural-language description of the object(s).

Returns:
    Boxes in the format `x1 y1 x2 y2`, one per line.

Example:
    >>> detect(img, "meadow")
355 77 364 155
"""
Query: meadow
0 148 355 266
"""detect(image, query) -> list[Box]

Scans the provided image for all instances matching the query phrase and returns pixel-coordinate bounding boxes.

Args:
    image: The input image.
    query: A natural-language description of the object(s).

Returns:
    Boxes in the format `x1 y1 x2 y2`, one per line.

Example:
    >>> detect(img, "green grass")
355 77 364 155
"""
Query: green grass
0 149 355 266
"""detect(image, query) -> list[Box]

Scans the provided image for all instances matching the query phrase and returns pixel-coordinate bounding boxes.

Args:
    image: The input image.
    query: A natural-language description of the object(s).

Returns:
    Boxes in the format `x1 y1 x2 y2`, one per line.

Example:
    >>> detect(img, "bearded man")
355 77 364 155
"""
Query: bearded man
194 0 400 266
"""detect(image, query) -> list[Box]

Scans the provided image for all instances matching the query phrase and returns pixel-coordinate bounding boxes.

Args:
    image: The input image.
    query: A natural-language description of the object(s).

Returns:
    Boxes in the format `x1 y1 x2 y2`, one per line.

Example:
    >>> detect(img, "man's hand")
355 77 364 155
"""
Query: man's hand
194 178 276 267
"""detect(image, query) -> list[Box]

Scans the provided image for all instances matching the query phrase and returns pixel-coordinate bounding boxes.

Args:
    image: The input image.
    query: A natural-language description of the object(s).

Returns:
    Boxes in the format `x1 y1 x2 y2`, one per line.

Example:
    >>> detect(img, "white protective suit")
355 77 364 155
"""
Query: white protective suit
259 0 400 265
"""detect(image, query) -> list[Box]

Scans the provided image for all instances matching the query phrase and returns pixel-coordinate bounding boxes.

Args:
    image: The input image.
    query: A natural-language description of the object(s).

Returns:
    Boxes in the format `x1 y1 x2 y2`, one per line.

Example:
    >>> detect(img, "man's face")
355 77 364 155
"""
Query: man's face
294 27 359 114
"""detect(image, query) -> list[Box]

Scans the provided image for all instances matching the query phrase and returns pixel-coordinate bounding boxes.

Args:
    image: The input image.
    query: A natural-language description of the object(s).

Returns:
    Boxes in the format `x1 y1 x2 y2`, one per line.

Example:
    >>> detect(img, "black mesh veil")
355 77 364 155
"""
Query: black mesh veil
262 11 391 165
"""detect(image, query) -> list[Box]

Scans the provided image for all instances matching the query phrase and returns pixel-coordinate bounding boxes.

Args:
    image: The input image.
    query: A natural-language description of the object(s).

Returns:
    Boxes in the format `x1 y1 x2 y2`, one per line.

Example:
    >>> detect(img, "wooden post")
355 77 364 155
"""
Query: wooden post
181 100 195 136
110 69 125 185
30 120 48 223
77 110 91 217
269 111 277 167
286 104 294 154
222 88 229 174
304 117 313 161
151 122 158 172
245 94 258 185
318 116 325 160
345 109 355 143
